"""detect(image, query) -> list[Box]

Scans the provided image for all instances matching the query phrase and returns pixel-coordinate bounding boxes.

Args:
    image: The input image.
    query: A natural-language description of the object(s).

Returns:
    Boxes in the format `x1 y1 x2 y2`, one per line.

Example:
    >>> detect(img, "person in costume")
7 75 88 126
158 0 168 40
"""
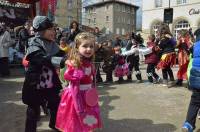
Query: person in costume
122 35 143 83
56 32 102 132
59 37 71 54
156 23 176 87
141 34 161 83
22 16 64 132
112 44 128 83
182 28 200 132
175 29 192 86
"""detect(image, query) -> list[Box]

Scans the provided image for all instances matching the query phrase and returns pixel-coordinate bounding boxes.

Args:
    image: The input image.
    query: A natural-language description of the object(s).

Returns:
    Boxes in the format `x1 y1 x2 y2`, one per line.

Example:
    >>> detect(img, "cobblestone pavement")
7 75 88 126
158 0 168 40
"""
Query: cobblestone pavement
0 66 200 132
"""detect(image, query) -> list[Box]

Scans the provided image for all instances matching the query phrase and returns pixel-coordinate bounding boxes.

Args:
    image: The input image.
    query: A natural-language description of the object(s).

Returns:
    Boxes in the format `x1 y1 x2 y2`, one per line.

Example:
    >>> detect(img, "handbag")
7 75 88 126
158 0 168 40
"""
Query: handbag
85 64 99 107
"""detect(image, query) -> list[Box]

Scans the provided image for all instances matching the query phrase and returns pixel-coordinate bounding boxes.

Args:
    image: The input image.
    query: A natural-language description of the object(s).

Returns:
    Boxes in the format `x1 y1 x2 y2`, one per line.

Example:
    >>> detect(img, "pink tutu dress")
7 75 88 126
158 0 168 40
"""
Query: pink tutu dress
56 60 102 132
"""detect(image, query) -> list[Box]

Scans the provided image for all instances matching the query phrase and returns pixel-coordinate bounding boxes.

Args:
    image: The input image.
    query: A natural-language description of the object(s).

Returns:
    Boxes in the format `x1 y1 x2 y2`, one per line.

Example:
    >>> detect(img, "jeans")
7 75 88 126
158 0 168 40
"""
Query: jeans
185 90 200 129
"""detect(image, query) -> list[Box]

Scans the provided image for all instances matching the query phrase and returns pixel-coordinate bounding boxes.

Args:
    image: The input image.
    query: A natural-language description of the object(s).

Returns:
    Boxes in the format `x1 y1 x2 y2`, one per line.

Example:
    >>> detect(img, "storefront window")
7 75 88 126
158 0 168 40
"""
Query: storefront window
67 0 73 10
174 20 190 39
177 0 187 5
68 16 73 25
155 0 162 7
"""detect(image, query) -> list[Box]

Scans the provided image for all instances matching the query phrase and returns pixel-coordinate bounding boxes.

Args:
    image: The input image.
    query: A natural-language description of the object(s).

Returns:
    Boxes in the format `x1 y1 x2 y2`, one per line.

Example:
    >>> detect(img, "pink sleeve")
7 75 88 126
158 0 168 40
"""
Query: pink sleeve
64 66 78 81
64 64 85 113
64 64 84 81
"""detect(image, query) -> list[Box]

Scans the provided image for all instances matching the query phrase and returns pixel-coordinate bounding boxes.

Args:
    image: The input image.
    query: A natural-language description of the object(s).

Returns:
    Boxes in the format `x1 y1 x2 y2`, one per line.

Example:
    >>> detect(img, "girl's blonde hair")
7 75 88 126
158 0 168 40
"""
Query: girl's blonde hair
68 32 96 68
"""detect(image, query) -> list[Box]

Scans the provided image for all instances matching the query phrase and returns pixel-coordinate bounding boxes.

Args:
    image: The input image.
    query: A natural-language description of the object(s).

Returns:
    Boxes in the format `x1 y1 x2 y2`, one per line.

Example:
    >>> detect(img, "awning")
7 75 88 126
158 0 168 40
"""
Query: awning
8 0 39 4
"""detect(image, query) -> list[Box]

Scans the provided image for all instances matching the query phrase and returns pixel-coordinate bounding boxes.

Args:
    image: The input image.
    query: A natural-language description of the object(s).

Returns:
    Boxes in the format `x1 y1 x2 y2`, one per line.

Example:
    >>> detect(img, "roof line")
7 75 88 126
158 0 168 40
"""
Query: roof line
84 0 139 9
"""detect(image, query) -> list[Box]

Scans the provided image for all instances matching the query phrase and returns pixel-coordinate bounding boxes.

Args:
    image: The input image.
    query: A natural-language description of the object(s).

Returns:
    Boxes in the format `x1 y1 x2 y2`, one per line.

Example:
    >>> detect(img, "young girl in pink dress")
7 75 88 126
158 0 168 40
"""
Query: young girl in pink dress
56 32 102 132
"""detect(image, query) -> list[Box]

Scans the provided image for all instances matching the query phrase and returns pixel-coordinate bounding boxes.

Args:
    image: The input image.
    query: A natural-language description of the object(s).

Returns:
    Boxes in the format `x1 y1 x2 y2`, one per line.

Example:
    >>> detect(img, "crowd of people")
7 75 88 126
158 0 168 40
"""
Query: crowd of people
1 15 200 132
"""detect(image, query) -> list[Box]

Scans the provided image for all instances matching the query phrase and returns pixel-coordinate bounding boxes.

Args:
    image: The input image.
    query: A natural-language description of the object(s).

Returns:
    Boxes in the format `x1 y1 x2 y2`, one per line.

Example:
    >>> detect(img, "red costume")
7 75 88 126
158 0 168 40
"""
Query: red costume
177 36 191 80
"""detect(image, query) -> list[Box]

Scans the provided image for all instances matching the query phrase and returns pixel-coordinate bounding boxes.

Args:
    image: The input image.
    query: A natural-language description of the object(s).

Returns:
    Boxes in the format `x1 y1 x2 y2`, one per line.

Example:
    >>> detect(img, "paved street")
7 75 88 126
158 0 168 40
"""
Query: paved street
0 66 200 132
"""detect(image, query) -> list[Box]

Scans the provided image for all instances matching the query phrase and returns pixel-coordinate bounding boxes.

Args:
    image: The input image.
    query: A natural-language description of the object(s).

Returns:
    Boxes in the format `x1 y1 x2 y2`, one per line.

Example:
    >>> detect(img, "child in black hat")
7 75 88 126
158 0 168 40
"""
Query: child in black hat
22 16 64 132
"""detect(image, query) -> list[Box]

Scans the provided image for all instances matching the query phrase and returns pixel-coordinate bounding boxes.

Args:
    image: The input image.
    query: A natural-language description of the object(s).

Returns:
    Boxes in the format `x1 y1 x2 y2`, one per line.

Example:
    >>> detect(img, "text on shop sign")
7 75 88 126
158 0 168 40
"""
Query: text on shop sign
189 8 200 15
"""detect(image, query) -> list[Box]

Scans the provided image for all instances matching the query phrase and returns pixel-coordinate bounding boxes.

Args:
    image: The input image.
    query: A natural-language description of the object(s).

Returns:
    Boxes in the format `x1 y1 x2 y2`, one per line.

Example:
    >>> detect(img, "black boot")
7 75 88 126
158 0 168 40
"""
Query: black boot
176 79 183 86
117 77 124 84
136 71 142 83
25 106 40 132
147 73 153 83
105 70 113 83
96 67 103 83
49 110 61 131
49 110 57 129
127 72 132 82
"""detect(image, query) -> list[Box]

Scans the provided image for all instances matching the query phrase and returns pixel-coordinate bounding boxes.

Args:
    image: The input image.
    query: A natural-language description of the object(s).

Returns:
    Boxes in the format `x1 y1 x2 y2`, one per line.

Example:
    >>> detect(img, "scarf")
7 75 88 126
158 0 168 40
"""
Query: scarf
29 32 60 56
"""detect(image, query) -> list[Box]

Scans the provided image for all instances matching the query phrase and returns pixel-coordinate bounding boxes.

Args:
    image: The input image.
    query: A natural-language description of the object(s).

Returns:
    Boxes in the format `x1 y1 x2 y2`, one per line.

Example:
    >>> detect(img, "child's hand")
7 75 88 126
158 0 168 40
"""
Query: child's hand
59 89 64 97
73 69 84 79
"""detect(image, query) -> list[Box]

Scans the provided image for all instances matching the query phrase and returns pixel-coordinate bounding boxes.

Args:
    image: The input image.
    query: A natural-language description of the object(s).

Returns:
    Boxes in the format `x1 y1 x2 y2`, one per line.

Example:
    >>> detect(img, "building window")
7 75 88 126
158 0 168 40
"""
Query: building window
105 4 109 10
155 0 162 7
177 0 187 4
174 20 190 39
126 6 130 13
116 28 120 34
116 4 120 11
68 16 73 25
131 8 135 14
127 19 130 24
121 17 125 23
106 28 110 34
122 28 125 35
132 20 135 25
122 5 125 12
93 7 96 13
67 0 73 10
117 17 120 23
88 19 91 24
89 8 92 14
106 16 109 22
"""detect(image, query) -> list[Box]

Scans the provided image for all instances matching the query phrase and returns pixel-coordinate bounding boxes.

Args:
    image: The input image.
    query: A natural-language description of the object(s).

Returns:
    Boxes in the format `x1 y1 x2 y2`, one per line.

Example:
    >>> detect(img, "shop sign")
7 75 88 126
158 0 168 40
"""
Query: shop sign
189 8 200 15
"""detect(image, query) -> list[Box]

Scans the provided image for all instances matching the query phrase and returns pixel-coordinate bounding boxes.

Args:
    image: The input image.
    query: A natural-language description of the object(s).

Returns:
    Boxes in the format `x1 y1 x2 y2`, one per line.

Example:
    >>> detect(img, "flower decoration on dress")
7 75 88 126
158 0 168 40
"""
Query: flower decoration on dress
84 67 91 75
83 115 97 127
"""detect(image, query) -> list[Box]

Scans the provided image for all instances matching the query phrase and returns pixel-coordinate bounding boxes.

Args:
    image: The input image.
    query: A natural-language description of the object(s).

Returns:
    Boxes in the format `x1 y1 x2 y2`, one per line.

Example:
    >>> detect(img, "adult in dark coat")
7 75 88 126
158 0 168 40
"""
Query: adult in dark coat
22 16 64 132
18 21 33 54
67 20 81 43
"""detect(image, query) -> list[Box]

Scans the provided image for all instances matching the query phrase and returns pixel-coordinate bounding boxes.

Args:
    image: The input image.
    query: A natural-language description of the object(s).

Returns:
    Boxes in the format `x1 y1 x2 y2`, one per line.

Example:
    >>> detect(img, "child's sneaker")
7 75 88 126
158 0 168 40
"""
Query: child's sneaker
182 122 193 132
104 80 113 85
154 77 162 84
136 80 143 83
162 79 168 87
